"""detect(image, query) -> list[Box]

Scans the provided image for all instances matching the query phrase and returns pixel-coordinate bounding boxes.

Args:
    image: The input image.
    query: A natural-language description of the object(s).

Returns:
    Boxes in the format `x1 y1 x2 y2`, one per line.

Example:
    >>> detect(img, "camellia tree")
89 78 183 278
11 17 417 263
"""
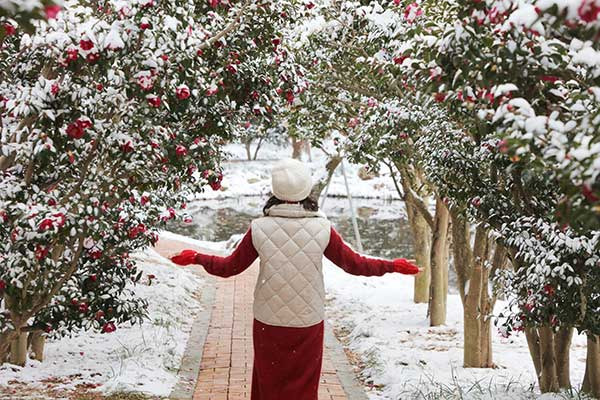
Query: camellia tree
371 0 600 394
293 0 600 394
0 0 299 365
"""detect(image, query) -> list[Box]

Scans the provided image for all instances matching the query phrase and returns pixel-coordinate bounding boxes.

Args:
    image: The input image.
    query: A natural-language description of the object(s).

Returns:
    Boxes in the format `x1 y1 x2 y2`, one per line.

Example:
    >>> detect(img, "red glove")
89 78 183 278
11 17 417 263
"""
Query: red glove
170 249 198 266
392 258 420 275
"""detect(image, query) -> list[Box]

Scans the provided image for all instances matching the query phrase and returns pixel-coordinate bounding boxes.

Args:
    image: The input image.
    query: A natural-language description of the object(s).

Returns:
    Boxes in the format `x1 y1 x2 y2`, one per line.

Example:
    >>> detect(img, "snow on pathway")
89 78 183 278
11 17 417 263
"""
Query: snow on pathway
0 249 204 397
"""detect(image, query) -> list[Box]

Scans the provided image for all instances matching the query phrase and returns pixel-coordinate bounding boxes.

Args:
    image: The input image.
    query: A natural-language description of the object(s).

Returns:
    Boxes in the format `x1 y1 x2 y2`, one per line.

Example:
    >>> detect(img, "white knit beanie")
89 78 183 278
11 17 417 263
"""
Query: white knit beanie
271 158 313 202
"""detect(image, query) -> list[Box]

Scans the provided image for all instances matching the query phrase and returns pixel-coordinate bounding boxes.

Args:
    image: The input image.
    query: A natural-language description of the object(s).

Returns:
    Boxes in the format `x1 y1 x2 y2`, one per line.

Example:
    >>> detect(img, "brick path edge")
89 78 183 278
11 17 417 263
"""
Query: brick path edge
170 271 217 400
324 322 369 400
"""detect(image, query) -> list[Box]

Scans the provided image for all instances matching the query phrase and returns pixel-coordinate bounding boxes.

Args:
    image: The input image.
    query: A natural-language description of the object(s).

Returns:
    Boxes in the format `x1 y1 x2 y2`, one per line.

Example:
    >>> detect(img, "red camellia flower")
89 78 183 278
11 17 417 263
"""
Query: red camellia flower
175 86 191 100
206 87 218 96
45 5 62 19
393 55 407 65
79 303 89 313
3 24 16 36
102 322 116 333
66 122 85 139
89 250 103 259
209 0 219 8
286 90 295 105
305 2 315 9
160 54 169 61
39 218 54 231
404 2 423 23
147 95 161 107
578 0 600 22
35 245 49 260
86 53 100 64
210 181 222 191
471 197 482 207
175 145 188 157
0 280 5 291
66 48 79 62
272 38 281 47
121 141 134 153
140 22 151 30
96 83 104 91
226 64 237 74
80 39 94 51
51 83 59 96
434 92 446 102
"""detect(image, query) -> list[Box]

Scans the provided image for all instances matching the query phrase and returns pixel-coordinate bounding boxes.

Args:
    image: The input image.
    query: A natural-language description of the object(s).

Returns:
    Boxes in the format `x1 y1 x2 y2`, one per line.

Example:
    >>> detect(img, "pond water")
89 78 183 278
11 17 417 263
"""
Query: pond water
166 196 414 259
166 195 459 291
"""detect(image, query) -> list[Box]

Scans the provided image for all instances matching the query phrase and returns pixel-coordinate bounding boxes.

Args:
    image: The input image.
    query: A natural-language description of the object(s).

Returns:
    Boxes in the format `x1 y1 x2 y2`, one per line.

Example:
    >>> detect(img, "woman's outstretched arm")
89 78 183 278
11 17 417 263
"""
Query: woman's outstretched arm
324 228 419 276
170 229 258 278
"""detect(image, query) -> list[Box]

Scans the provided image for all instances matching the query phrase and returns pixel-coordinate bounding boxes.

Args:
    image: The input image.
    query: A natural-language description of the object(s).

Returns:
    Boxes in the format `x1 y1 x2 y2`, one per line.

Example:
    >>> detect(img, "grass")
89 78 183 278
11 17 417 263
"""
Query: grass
362 368 596 400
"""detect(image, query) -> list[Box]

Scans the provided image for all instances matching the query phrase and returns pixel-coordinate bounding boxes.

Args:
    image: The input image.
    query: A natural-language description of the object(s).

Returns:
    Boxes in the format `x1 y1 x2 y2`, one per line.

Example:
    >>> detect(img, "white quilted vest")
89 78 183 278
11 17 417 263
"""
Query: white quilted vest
251 203 331 328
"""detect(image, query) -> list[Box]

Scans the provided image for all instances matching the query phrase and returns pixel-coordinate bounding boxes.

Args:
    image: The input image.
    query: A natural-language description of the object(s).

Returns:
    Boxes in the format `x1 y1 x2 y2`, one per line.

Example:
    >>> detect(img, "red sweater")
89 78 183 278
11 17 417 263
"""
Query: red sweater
195 227 418 277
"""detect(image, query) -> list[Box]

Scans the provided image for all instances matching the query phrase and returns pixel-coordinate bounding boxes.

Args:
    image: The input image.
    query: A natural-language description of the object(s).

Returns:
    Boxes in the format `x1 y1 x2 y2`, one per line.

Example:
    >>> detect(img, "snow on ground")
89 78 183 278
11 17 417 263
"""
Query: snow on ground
322 262 589 400
196 141 402 201
0 248 204 398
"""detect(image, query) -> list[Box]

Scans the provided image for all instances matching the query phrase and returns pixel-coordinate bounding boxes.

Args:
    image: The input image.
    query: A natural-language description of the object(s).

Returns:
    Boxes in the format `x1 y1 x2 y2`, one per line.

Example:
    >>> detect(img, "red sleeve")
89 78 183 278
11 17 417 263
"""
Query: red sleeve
324 228 419 276
194 229 258 278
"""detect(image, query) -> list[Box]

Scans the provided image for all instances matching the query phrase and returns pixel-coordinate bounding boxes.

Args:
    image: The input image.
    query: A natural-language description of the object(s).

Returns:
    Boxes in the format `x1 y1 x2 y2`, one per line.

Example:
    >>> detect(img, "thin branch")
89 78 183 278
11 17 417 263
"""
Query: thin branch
199 1 250 50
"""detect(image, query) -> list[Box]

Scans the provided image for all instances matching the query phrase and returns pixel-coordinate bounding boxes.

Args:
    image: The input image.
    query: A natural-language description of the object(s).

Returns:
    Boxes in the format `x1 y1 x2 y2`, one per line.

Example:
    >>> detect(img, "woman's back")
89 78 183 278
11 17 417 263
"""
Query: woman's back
251 203 331 328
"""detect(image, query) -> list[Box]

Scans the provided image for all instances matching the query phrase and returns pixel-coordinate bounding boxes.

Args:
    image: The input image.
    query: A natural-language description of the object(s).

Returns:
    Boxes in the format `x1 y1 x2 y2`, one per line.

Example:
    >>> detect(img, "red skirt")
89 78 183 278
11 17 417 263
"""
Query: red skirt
251 318 324 400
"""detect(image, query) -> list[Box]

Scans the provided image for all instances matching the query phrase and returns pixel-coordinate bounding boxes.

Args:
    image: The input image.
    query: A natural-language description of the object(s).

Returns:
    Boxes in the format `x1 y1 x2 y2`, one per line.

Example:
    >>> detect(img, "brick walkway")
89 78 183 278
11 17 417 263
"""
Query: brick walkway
155 238 361 400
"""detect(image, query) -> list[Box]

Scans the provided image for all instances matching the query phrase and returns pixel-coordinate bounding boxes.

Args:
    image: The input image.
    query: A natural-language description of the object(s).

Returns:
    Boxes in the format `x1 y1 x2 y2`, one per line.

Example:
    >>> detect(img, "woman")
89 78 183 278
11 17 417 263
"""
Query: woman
170 158 420 400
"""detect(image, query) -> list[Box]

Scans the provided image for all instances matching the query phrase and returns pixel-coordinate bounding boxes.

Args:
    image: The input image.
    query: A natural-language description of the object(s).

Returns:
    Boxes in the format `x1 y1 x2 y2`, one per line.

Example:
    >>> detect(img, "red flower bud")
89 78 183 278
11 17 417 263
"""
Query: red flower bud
45 5 61 19
80 40 94 51
4 24 16 36
175 86 191 100
175 145 188 157
102 322 116 333
147 96 161 108
86 53 100 64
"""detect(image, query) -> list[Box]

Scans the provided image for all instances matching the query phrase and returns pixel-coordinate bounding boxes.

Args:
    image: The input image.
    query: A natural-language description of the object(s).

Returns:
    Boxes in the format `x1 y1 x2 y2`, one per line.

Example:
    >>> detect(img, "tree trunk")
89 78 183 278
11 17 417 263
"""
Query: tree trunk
583 334 600 398
408 201 432 304
525 328 543 379
252 137 264 160
555 327 572 389
462 225 494 368
525 326 572 393
10 330 28 366
0 330 16 363
429 197 449 326
538 326 560 393
310 155 342 200
398 168 432 304
28 330 45 362
244 140 252 161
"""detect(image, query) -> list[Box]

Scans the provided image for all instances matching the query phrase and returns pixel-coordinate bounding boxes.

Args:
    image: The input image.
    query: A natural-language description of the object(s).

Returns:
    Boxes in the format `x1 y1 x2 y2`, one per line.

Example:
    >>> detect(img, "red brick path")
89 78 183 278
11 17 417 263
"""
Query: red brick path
155 238 349 400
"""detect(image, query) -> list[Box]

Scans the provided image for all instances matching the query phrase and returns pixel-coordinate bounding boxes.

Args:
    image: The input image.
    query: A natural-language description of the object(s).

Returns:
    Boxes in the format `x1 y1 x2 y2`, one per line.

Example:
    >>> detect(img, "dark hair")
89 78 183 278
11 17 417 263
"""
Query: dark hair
263 195 319 216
